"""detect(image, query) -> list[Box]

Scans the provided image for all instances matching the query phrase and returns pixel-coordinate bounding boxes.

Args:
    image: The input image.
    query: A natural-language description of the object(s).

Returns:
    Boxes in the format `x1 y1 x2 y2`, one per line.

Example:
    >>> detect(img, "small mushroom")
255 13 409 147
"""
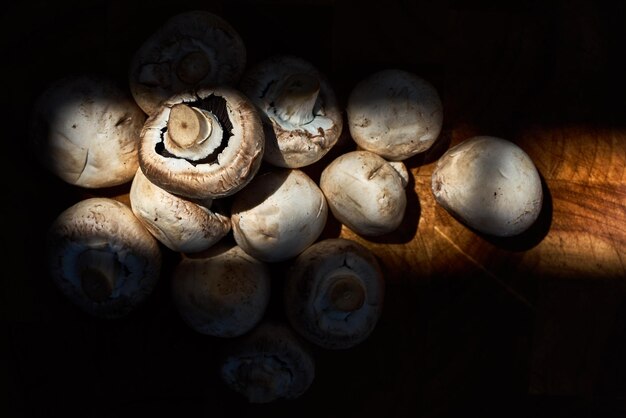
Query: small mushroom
347 69 443 161
219 321 315 403
171 244 271 337
29 74 145 188
239 55 343 168
284 238 385 349
46 198 161 319
431 135 543 237
320 150 407 236
129 10 246 115
231 169 328 262
129 167 230 253
138 86 264 199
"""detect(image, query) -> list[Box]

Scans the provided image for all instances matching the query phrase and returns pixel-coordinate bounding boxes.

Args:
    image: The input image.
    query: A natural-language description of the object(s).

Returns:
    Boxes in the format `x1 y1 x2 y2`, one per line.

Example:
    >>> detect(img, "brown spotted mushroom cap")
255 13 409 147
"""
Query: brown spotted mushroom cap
219 321 315 403
171 244 271 338
239 55 343 168
30 74 145 188
129 168 230 253
284 238 385 349
46 198 162 319
129 10 246 116
138 86 264 199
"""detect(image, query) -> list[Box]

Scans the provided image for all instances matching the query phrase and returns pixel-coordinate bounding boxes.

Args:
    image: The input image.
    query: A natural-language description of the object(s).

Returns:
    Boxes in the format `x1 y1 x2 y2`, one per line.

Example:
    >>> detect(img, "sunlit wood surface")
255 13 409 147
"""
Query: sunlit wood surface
5 1 626 417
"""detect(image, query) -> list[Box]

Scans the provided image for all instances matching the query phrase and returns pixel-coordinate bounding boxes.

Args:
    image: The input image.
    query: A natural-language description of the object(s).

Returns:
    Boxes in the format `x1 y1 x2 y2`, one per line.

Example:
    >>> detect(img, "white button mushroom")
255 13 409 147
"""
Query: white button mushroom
129 168 230 253
219 321 315 403
431 136 543 237
46 198 162 319
231 169 328 262
239 55 343 168
171 244 271 338
129 10 247 116
320 150 407 236
347 69 443 161
138 87 264 199
29 74 145 188
284 238 385 350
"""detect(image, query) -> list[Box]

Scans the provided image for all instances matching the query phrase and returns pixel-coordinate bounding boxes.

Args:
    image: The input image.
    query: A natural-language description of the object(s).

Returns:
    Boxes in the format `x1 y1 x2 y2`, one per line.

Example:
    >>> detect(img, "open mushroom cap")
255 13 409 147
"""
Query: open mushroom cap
320 150 407 236
129 10 247 116
30 74 145 188
431 136 543 237
129 167 230 253
46 198 161 319
138 86 264 199
284 238 384 349
171 243 271 338
239 55 343 168
347 69 443 161
231 169 328 262
219 321 315 403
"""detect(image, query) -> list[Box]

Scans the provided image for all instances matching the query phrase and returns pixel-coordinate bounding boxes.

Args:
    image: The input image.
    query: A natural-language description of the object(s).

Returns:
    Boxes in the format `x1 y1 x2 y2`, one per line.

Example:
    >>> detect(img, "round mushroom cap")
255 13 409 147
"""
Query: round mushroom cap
284 238 385 349
138 86 264 199
320 150 407 236
231 169 328 262
129 10 246 115
347 69 443 161
129 168 230 253
431 136 543 237
30 74 145 188
46 198 162 319
172 244 271 337
240 55 343 168
220 321 315 403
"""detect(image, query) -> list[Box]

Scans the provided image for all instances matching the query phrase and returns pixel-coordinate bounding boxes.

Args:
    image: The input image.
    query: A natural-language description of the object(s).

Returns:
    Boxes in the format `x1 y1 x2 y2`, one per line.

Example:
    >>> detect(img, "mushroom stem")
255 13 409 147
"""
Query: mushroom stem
77 249 120 302
327 272 366 312
165 104 224 160
274 73 320 126
176 50 211 85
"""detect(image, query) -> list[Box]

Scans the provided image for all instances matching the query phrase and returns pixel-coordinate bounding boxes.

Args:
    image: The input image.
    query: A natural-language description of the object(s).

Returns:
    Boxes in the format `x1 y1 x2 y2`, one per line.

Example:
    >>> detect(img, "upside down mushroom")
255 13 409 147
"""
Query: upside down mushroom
138 87 264 199
129 10 247 116
171 244 271 338
30 74 145 188
284 238 385 349
46 198 161 319
239 55 343 168
219 321 315 403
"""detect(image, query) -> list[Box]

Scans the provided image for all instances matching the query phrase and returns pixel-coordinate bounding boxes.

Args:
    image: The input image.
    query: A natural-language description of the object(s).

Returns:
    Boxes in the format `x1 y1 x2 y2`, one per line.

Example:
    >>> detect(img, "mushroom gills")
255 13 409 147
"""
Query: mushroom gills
77 249 121 302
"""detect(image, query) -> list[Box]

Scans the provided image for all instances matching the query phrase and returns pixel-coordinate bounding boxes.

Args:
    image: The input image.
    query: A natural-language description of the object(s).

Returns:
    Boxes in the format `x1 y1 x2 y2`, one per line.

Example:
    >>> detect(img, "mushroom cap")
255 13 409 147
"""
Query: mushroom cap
431 136 543 237
171 244 271 337
320 150 407 236
219 321 315 403
46 198 161 319
231 169 328 262
138 86 264 199
284 238 385 349
129 168 230 253
239 55 343 168
30 74 145 188
129 10 247 115
347 69 443 161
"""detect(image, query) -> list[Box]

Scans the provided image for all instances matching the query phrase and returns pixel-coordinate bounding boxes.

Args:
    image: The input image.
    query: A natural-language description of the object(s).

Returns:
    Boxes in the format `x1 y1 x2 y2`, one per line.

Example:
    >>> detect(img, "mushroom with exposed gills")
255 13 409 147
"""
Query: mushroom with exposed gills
171 243 271 337
284 238 385 349
29 74 145 188
129 10 247 116
138 87 264 200
240 55 343 168
46 198 162 319
129 168 230 253
219 321 315 403
347 69 443 161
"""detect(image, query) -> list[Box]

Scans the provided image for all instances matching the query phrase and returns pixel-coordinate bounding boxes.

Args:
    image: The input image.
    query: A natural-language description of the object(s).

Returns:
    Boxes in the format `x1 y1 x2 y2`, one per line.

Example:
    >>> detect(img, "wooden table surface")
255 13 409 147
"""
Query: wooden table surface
4 1 626 417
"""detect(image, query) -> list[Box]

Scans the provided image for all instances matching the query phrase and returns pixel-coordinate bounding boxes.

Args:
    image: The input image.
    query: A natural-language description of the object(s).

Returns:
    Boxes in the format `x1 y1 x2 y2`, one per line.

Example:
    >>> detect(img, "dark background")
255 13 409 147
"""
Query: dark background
3 1 626 417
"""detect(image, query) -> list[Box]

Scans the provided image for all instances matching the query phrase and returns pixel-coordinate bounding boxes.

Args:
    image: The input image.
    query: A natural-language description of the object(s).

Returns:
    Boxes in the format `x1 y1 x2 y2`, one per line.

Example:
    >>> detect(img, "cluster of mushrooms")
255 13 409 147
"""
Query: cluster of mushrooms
31 10 543 403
